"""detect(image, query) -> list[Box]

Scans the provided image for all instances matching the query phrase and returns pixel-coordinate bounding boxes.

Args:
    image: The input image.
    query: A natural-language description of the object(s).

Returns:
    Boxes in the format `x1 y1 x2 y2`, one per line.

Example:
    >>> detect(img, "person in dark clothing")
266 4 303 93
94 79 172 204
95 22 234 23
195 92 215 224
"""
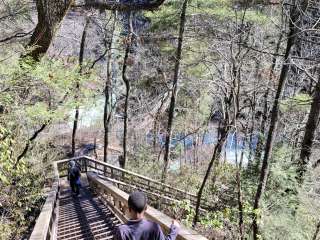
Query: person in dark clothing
67 160 81 195
115 191 180 240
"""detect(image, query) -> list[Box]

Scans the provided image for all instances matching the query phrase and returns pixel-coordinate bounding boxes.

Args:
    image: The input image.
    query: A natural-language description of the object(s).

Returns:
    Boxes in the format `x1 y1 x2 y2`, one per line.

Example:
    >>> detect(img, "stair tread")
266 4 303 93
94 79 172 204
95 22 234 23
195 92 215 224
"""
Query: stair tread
56 185 119 240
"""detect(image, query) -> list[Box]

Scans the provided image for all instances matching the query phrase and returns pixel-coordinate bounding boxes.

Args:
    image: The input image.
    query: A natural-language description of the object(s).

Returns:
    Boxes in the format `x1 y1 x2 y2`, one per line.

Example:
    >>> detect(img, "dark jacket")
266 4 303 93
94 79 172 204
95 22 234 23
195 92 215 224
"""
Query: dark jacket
115 219 178 240
68 165 81 182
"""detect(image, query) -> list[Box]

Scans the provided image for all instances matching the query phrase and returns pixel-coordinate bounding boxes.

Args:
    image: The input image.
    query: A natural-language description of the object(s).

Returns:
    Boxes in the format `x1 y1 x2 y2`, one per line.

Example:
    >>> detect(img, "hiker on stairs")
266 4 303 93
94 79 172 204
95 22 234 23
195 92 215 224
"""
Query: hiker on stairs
115 191 180 240
67 160 81 196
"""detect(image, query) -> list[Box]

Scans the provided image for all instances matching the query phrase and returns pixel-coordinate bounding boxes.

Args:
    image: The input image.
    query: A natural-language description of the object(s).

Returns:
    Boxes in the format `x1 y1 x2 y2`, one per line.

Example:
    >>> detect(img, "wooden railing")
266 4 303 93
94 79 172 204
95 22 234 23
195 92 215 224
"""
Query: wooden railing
29 162 59 240
87 171 208 240
56 156 211 210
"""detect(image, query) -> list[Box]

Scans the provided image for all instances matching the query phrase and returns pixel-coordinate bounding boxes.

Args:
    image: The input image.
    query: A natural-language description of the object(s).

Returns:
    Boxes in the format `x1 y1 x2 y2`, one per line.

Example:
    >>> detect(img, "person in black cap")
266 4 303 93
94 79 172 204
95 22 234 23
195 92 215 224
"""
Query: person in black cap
115 191 180 240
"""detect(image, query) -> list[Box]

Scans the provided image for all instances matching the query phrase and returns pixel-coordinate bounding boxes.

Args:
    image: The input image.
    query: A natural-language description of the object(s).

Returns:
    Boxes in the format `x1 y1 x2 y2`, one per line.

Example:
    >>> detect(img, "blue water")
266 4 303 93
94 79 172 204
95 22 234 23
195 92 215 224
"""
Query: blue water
146 130 258 167
146 131 258 151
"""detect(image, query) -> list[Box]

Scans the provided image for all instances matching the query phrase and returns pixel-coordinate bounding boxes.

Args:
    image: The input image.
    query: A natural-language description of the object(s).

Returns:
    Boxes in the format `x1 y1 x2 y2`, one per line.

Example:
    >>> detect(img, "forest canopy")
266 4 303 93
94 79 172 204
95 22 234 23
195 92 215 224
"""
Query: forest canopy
0 0 320 239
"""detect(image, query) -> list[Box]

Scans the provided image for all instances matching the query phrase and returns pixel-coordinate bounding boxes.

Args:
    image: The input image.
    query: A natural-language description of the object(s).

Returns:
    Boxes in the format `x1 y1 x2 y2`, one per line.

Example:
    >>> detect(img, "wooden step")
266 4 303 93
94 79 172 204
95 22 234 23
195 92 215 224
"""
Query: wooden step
56 184 120 240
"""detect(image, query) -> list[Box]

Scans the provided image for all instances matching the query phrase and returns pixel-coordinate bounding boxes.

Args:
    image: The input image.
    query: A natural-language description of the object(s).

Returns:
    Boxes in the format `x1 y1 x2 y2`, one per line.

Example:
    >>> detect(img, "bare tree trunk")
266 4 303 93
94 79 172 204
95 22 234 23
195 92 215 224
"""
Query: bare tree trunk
71 100 80 156
153 93 169 151
297 72 320 182
247 91 256 166
254 23 284 164
254 88 269 163
290 131 299 162
104 12 117 163
252 4 301 238
93 137 98 159
153 119 158 151
161 0 188 183
121 12 133 169
313 220 320 240
193 125 229 225
234 131 245 239
237 157 244 239
71 20 88 157
193 137 197 167
121 44 130 169
26 0 73 60
104 82 110 161
184 128 187 164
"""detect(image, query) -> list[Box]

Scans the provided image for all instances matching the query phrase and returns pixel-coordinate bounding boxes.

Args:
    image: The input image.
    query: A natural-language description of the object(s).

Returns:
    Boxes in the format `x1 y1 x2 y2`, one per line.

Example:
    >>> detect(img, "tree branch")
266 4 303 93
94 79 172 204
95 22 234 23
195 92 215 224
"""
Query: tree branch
0 30 34 43
14 122 49 168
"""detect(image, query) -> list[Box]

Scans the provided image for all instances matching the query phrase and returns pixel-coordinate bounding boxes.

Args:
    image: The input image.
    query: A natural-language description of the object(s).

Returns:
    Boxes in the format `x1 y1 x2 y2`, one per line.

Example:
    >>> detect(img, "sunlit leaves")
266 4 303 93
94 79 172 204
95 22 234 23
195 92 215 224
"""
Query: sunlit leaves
0 127 45 238
0 54 97 129
280 93 312 113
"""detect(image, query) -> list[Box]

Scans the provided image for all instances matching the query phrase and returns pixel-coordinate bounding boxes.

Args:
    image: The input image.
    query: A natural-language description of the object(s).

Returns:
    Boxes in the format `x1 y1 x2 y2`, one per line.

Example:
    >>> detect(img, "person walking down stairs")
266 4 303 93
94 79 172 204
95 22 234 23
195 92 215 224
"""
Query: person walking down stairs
67 160 81 196
115 191 180 240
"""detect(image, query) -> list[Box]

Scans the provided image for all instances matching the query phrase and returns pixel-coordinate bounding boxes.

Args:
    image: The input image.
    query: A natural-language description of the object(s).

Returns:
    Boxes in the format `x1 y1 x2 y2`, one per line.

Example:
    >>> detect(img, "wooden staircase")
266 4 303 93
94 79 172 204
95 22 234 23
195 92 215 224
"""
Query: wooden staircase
29 156 208 240
57 178 120 240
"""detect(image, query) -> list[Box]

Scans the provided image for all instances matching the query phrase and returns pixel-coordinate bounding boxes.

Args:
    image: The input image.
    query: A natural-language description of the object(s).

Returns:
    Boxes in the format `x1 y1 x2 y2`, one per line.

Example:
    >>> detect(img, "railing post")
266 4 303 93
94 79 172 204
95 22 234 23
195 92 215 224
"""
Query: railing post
84 158 87 173
111 168 114 179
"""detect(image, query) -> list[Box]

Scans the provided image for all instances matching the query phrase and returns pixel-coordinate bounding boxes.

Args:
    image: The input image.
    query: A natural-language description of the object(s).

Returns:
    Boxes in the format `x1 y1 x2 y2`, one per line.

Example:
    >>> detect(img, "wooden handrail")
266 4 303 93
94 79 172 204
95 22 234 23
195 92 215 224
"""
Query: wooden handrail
57 156 189 193
56 156 212 210
29 162 59 240
87 172 208 240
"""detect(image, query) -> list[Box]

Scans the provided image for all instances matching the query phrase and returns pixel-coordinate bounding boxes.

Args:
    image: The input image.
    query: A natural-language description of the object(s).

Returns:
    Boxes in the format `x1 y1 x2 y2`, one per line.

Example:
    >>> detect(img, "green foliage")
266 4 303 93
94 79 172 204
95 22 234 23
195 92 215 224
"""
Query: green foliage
259 145 316 240
266 146 299 206
170 164 203 192
159 41 176 55
191 0 272 24
280 93 312 113
1 56 82 119
0 55 97 155
0 127 45 239
197 7 270 24
173 200 195 227
144 1 181 32
200 211 225 229
146 0 272 32
0 51 97 238
127 145 163 180
0 127 14 185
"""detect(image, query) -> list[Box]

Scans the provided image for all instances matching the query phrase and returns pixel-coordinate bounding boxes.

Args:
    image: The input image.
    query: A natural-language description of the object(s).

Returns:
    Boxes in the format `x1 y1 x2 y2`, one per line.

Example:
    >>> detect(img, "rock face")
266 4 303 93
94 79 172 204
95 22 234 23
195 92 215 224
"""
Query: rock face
48 6 108 65
47 2 150 68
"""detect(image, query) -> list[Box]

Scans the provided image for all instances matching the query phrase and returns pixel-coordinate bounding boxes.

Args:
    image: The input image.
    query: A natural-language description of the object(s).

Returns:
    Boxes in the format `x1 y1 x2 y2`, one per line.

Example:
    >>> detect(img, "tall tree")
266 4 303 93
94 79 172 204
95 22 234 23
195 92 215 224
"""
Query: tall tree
71 20 89 157
104 12 117 163
298 72 320 182
120 12 133 168
161 0 188 183
295 0 320 183
254 24 284 164
252 1 305 238
193 120 229 225
27 0 73 60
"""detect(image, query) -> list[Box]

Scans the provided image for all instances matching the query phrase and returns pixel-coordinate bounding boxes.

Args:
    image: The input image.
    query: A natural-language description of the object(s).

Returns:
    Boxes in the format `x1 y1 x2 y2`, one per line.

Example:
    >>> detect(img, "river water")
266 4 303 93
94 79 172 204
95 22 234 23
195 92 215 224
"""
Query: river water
66 96 257 169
